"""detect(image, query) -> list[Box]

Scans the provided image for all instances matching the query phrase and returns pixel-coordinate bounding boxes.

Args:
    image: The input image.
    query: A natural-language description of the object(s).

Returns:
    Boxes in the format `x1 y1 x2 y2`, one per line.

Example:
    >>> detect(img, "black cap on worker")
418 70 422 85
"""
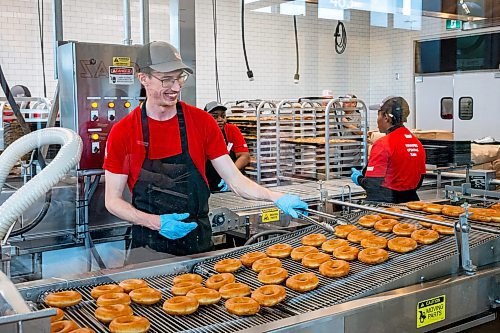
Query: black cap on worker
369 96 410 124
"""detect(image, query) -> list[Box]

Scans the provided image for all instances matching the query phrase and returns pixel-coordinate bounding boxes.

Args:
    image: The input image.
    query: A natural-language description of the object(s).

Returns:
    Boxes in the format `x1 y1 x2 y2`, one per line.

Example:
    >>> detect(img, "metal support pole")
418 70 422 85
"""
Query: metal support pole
52 0 63 79
123 0 132 45
140 0 150 44
455 204 477 275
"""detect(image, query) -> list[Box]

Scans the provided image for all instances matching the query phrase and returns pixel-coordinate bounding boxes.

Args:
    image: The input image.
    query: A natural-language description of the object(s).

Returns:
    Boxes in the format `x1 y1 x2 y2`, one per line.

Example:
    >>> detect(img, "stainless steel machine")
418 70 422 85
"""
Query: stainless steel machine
1 200 498 333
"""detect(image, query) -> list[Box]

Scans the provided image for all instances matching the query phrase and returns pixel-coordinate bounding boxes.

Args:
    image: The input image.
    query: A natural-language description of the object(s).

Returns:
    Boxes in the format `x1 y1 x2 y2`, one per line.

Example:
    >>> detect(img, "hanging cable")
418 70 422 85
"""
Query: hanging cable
334 21 347 54
212 0 221 102
37 0 47 97
241 0 254 81
293 15 300 84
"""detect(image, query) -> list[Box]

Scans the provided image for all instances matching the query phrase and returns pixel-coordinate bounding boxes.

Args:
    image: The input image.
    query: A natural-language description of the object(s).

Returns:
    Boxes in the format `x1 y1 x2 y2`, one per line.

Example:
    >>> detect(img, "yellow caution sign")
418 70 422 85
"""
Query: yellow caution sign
417 295 446 328
261 208 280 223
112 57 131 66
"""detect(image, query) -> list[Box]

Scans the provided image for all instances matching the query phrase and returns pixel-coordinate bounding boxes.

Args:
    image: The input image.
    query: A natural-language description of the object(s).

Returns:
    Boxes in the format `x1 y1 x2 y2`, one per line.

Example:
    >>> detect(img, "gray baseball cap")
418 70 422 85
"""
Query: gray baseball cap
136 41 193 74
369 96 410 122
204 101 227 113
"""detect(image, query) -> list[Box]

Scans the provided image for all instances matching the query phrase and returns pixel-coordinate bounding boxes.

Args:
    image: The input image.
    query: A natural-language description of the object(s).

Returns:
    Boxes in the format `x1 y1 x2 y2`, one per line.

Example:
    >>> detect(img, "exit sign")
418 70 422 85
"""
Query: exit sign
446 19 462 30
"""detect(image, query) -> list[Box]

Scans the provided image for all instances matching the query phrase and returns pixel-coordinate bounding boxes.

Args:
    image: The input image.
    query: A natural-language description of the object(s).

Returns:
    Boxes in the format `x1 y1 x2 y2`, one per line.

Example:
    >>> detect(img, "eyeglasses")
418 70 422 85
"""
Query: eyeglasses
150 71 189 88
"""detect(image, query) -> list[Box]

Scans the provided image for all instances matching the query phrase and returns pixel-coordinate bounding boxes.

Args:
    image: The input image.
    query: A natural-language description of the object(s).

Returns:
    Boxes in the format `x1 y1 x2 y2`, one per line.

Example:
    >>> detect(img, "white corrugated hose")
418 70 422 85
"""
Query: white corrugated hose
0 128 82 241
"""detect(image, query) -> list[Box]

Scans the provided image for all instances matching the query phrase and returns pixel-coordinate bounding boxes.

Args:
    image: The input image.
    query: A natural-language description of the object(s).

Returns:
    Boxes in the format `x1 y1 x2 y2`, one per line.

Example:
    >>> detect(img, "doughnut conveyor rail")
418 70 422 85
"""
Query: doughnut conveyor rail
8 209 500 333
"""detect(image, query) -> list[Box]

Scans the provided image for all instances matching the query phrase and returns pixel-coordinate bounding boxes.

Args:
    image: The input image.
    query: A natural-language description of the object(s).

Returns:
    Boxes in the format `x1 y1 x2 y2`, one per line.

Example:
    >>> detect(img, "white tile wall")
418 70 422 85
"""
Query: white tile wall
0 0 169 99
1 0 499 131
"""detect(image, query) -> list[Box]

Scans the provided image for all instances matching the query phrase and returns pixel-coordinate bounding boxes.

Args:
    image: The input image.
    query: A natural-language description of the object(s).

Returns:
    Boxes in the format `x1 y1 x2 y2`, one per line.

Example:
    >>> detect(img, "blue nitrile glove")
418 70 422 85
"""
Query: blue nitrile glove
351 167 362 186
218 179 229 192
159 213 197 240
274 194 308 219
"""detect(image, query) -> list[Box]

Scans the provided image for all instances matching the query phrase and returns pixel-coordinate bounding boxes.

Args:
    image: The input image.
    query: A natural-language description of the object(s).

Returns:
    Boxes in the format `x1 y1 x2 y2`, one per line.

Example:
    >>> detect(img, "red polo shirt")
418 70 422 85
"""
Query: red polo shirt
365 127 426 191
223 123 249 153
103 102 227 191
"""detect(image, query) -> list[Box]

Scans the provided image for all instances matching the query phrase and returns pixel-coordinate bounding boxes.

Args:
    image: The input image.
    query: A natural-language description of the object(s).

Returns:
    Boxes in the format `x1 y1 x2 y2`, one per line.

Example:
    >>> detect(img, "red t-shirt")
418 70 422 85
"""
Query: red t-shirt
103 101 227 190
365 127 426 191
224 123 249 153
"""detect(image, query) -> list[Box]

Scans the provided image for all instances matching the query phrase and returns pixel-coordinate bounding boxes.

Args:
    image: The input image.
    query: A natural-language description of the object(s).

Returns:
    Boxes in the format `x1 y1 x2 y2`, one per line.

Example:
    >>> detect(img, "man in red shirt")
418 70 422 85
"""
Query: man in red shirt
204 101 250 192
351 96 426 203
103 41 307 262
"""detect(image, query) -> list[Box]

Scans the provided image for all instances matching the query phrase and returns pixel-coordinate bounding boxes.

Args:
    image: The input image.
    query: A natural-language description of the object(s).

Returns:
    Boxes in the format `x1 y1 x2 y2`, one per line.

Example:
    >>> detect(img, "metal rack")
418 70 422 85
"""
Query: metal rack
225 100 283 186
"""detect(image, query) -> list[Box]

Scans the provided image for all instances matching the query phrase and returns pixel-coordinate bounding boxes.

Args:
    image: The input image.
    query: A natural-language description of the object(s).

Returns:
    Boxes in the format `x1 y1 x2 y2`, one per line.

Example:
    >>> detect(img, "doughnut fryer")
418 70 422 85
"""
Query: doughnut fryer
4 206 500 333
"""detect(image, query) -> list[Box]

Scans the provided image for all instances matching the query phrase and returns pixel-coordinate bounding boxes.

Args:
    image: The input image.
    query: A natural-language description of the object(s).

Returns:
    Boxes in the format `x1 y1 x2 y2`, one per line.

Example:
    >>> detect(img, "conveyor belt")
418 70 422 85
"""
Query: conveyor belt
35 213 498 333
208 179 363 211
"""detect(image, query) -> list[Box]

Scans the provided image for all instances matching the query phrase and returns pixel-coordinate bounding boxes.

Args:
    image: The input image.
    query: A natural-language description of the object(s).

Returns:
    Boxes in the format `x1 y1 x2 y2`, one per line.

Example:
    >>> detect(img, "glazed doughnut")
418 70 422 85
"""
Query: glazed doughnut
411 229 440 244
422 203 443 214
109 315 150 333
90 284 124 299
186 287 221 305
162 296 199 315
205 273 235 290
319 260 350 278
50 308 64 322
50 320 78 333
373 219 398 233
347 229 374 243
118 279 148 293
256 267 286 285
392 223 417 236
321 239 349 253
266 243 293 258
219 283 251 299
387 237 417 253
441 205 465 217
358 248 389 265
380 207 403 219
171 282 203 296
94 304 133 324
96 293 131 307
251 285 286 307
406 201 426 211
286 272 319 292
302 252 331 268
69 329 96 333
334 225 358 238
224 297 260 316
360 235 387 249
469 208 496 222
129 287 162 305
420 214 445 228
214 258 242 273
252 258 282 272
491 203 500 211
491 210 500 223
173 273 203 285
45 291 82 308
332 245 360 261
358 215 382 227
290 246 318 261
240 252 267 267
432 223 455 235
301 233 328 247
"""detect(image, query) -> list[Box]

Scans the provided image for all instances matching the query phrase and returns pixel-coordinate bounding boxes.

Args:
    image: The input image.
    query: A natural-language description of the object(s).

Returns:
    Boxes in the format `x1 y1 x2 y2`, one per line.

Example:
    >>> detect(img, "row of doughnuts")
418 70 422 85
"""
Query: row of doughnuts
406 201 500 223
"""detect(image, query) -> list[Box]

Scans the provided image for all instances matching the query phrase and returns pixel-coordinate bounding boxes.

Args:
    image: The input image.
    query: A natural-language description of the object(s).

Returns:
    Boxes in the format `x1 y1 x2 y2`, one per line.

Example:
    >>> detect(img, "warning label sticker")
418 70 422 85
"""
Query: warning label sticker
112 57 131 66
109 66 134 85
261 208 280 223
417 295 446 328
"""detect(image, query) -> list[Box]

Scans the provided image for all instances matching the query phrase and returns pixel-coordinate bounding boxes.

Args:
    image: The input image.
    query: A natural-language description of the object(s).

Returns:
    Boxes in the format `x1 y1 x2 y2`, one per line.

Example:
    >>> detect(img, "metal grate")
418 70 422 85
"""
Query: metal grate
193 214 497 314
36 213 497 332
38 274 291 333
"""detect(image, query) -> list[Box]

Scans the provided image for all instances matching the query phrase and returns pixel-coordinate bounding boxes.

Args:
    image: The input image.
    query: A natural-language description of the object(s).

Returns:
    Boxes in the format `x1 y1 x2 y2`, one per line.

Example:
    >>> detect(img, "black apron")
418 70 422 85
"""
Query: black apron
205 129 239 192
130 102 213 256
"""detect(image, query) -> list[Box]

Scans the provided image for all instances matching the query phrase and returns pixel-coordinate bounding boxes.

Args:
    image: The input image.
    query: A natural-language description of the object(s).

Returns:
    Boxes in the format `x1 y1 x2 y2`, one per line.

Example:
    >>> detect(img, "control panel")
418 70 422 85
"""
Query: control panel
58 42 142 170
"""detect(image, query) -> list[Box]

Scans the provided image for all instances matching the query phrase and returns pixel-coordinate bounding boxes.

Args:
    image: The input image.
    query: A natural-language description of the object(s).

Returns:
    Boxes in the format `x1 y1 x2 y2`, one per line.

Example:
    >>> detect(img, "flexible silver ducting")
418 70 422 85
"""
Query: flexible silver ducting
0 128 82 241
